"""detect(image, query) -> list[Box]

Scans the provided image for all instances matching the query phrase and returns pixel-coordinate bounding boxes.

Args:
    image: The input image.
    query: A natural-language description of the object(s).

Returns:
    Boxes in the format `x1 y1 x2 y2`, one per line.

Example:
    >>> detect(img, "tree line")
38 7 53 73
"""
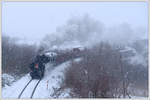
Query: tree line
2 35 38 77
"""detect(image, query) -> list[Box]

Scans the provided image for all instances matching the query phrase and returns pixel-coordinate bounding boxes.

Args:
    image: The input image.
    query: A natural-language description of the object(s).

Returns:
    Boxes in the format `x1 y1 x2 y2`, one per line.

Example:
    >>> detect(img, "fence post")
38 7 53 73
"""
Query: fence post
47 80 49 90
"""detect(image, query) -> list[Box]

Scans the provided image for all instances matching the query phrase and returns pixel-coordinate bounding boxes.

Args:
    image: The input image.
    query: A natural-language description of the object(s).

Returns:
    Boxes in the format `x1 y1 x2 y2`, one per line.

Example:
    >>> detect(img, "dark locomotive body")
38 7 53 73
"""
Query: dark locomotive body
29 54 50 79
29 62 45 79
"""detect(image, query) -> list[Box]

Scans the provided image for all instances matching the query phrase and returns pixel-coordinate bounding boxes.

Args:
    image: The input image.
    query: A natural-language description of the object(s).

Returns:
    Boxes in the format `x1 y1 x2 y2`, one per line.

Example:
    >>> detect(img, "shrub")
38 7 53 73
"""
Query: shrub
63 43 124 98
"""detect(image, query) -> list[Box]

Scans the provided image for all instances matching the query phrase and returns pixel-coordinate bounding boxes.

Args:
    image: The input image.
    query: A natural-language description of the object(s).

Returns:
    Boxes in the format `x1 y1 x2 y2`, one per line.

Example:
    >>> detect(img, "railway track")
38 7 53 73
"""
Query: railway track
18 79 41 99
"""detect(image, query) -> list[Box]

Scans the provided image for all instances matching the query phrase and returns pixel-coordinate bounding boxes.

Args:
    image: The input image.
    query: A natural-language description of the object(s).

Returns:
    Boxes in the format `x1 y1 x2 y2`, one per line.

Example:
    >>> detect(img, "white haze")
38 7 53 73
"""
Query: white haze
40 14 148 50
2 2 148 46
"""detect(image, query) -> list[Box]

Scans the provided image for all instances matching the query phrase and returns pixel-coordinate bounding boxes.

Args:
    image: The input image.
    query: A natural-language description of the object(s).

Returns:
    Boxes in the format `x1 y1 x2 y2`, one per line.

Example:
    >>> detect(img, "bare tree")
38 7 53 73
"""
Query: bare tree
2 35 37 77
62 42 127 98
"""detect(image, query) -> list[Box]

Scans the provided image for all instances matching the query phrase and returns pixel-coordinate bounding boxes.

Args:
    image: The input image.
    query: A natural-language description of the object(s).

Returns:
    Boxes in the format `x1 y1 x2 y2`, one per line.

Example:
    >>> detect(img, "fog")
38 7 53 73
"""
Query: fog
2 2 148 46
2 2 148 98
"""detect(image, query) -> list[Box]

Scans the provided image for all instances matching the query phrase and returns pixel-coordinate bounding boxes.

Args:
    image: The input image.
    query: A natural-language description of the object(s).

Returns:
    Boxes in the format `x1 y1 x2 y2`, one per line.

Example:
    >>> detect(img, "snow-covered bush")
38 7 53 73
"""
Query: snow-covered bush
2 74 15 87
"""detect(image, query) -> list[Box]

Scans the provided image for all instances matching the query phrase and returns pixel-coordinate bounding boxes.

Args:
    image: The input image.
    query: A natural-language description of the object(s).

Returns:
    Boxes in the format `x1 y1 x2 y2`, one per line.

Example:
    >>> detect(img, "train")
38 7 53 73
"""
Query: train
29 47 85 79
29 53 52 79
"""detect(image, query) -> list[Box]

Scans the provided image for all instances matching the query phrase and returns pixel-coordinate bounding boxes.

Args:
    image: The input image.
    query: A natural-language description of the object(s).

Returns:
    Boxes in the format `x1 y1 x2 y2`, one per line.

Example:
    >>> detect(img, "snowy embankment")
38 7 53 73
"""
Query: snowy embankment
2 58 79 99
2 74 32 98
2 74 15 87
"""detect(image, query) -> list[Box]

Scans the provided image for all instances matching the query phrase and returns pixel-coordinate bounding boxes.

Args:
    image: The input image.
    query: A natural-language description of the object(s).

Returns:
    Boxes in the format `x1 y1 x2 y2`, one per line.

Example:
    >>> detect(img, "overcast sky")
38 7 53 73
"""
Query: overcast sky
2 2 148 44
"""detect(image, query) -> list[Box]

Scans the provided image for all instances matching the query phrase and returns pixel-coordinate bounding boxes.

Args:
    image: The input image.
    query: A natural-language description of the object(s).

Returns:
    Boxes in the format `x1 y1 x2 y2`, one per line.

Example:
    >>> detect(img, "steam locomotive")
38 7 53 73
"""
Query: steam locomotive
29 52 56 79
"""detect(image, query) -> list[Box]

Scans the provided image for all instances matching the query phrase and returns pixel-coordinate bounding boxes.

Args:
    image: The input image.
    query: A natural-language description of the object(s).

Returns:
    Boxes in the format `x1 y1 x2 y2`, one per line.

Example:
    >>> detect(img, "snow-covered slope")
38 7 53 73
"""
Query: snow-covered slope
2 61 71 99
2 74 15 87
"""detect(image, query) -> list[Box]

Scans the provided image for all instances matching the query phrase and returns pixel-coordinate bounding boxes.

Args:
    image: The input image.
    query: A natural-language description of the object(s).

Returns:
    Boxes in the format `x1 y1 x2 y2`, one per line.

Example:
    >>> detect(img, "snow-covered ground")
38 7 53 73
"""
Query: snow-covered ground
2 74 32 98
2 74 15 87
2 60 72 99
